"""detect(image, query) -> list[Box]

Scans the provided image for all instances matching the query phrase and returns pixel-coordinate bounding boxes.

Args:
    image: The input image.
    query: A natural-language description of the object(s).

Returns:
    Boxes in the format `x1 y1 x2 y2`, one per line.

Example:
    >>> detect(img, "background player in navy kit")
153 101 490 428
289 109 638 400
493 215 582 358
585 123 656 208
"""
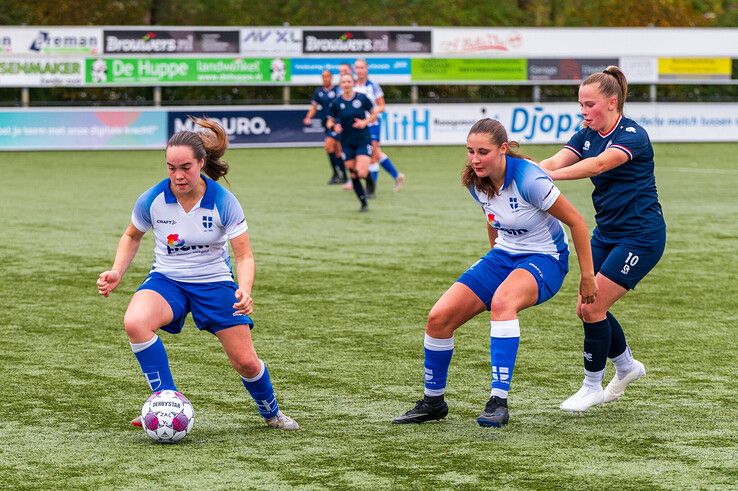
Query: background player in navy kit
96 118 299 430
303 69 345 185
327 73 378 212
540 66 666 413
353 59 406 194
393 119 596 427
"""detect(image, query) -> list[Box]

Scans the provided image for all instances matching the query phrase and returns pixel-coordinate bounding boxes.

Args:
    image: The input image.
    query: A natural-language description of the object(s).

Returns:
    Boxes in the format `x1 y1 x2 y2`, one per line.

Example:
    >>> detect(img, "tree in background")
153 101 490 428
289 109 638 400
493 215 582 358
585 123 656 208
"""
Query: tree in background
1 0 736 26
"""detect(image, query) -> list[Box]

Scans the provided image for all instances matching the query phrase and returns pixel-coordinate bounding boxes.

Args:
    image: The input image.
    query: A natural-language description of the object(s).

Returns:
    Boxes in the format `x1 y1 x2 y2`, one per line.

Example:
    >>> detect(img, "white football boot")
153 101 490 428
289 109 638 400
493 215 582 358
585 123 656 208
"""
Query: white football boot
265 410 300 430
560 384 605 413
603 359 646 403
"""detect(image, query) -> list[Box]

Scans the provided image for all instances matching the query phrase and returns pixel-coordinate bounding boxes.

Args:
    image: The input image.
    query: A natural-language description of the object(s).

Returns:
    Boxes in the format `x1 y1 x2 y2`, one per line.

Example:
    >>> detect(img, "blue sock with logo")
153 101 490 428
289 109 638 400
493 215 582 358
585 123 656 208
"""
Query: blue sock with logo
490 319 520 399
241 360 279 419
583 318 611 387
131 335 177 392
379 153 399 179
423 334 454 398
369 162 380 183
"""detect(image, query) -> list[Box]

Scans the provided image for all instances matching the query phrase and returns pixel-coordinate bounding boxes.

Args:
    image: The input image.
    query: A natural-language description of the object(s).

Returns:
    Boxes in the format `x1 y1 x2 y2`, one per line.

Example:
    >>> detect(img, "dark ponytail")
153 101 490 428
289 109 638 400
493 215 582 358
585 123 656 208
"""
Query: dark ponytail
581 65 628 114
167 117 230 182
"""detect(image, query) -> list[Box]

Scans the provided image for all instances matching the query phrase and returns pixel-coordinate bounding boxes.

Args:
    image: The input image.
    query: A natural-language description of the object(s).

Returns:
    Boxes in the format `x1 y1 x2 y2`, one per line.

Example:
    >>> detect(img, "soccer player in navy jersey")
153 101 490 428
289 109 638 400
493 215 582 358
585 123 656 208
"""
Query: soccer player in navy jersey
540 66 666 413
353 58 406 195
303 69 346 185
327 73 379 212
393 119 596 427
97 118 299 430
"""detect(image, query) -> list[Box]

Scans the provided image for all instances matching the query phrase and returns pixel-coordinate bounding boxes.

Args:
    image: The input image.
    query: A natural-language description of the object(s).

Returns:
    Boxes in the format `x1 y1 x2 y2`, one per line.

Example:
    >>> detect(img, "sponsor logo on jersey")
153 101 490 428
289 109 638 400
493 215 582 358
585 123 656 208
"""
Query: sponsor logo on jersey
488 214 528 235
165 233 210 254
156 219 176 225
625 126 636 133
167 234 185 247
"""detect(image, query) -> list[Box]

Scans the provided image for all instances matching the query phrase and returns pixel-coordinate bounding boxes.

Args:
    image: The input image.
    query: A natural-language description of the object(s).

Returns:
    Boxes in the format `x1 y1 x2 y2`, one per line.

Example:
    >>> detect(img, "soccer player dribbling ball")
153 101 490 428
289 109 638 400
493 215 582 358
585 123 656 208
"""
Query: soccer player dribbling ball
393 118 597 427
539 66 666 413
97 118 299 430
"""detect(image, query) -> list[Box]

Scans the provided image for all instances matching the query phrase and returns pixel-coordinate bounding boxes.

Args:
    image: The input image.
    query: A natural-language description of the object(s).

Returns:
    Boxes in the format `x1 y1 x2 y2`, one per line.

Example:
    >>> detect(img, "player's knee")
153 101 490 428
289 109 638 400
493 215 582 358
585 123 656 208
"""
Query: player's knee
579 303 605 323
123 312 156 340
490 294 517 318
229 351 261 378
426 309 454 338
323 140 333 153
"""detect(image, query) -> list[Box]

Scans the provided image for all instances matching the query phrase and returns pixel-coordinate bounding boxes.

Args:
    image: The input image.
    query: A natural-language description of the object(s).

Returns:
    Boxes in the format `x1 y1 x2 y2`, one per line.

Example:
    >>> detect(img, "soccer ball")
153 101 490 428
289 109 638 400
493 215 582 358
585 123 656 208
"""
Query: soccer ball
141 390 195 443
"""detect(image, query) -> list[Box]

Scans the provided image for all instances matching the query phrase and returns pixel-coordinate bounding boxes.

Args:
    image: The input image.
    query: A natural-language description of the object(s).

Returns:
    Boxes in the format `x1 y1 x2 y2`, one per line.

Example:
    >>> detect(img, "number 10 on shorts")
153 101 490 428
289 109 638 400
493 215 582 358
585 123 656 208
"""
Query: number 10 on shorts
621 252 639 275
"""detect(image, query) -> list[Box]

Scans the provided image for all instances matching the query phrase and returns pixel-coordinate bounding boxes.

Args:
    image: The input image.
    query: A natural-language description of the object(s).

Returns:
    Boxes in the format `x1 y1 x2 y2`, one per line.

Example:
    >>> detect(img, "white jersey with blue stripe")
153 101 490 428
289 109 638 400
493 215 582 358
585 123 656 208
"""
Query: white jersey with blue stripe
353 79 383 127
469 156 568 259
131 176 248 283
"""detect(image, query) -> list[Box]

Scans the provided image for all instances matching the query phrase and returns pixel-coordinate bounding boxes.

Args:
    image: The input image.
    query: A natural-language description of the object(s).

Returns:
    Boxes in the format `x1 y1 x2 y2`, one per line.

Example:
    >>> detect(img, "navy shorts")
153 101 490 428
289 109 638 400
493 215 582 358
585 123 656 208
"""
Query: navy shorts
457 248 569 310
592 227 666 290
368 121 381 142
137 272 253 335
342 141 372 161
324 126 339 140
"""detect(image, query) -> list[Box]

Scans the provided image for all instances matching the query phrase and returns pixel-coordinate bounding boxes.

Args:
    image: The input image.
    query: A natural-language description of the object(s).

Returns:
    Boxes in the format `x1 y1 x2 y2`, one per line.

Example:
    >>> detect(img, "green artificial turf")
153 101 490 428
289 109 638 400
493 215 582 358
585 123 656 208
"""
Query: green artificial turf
0 143 736 489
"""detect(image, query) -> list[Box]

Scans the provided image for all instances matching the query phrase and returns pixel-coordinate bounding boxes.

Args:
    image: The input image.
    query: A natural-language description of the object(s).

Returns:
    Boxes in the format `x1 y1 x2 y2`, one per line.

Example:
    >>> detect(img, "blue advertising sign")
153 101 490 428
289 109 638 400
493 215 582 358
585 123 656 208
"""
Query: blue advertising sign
290 57 411 83
168 109 324 146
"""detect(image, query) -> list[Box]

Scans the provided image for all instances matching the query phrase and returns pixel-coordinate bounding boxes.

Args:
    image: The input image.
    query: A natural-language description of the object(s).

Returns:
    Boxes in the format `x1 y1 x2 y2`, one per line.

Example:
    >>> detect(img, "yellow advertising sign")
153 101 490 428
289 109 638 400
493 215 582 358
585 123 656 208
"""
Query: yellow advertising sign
658 58 731 79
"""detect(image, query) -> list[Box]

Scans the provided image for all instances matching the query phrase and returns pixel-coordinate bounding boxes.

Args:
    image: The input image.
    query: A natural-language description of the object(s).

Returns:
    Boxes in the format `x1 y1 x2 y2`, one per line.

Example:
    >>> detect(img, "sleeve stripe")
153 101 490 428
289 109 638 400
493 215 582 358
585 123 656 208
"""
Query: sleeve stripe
610 144 633 160
564 145 582 158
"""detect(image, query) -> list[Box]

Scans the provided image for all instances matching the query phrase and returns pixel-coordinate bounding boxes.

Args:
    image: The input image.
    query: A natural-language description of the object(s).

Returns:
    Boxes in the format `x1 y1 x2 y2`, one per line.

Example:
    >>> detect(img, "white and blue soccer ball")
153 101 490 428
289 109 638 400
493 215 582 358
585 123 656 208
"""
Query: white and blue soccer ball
141 390 195 443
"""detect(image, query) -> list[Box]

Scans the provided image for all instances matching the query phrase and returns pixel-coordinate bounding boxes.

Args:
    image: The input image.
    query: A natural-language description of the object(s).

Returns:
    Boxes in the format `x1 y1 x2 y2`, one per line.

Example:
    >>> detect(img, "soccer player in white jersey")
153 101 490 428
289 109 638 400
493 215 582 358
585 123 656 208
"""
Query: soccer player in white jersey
353 58 406 195
393 118 596 427
96 118 299 430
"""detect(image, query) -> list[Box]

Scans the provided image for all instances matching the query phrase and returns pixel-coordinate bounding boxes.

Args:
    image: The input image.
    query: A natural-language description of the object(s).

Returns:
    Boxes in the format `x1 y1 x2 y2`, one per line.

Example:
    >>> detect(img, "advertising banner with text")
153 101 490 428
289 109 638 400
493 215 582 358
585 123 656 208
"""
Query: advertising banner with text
302 29 431 54
2 103 737 150
658 58 732 80
0 57 84 86
0 109 166 150
240 28 302 57
527 58 618 81
0 27 102 55
85 57 290 84
432 28 738 57
290 57 411 84
103 29 239 54
411 58 527 82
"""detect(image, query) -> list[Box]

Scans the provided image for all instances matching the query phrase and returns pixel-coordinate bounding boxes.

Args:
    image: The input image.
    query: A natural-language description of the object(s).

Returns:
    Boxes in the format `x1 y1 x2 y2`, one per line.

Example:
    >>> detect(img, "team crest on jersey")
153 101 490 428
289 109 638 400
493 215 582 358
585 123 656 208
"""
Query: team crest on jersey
340 103 345 109
626 126 636 133
328 90 335 97
352 99 362 108
509 197 519 210
202 215 213 230
584 141 591 151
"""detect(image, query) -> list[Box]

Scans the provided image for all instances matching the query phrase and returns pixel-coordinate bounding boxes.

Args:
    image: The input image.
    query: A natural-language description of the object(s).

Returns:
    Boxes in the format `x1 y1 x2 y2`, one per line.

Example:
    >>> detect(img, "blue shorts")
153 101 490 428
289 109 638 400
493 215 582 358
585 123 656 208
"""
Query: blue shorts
137 272 253 335
342 141 372 161
592 227 666 290
368 121 381 142
457 248 569 310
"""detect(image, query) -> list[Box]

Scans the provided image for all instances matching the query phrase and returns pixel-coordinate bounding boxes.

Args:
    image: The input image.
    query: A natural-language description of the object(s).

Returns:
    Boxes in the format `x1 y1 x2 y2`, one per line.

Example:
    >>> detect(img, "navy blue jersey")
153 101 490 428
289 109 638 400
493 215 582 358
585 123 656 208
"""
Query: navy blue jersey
327 93 374 145
564 115 665 239
311 85 339 126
